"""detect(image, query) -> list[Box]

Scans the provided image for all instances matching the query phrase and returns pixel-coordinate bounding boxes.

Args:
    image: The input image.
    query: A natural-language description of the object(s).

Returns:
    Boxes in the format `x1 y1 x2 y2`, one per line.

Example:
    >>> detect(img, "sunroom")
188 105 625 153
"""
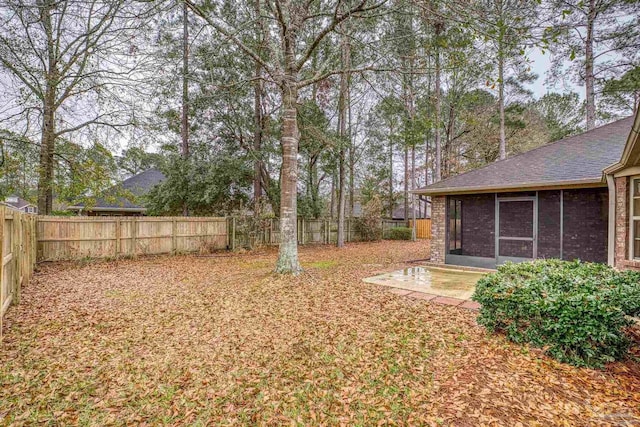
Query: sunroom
416 115 639 270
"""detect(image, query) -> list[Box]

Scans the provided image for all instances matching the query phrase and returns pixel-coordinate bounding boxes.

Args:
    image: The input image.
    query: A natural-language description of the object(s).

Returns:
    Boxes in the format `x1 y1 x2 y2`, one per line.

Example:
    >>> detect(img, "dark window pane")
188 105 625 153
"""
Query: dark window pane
634 198 640 215
634 179 640 197
448 198 462 253
635 221 640 260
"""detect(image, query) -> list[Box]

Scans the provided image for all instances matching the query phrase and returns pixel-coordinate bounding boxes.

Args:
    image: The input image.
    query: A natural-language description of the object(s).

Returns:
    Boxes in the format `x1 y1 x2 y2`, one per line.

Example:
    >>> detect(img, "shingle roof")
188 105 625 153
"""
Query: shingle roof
69 168 166 211
391 205 429 220
4 195 34 209
414 116 635 195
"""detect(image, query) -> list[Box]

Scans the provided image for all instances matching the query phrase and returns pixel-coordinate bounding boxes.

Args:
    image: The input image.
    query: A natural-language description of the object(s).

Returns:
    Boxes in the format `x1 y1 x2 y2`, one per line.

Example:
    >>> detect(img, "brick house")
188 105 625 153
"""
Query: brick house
414 110 640 271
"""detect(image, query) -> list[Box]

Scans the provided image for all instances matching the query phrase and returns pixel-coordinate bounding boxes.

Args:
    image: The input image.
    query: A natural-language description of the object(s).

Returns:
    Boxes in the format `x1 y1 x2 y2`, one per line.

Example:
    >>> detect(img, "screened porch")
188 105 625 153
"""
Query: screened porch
445 188 608 269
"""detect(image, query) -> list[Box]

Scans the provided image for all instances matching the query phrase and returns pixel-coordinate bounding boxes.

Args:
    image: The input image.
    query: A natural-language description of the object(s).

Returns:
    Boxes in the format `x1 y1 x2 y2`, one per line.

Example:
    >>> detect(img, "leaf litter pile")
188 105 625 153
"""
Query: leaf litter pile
1 241 638 425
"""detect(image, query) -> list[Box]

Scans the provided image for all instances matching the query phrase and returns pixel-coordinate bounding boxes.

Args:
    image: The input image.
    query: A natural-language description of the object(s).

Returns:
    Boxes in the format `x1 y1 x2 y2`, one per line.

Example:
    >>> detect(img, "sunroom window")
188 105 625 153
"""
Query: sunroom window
448 198 462 254
632 178 640 260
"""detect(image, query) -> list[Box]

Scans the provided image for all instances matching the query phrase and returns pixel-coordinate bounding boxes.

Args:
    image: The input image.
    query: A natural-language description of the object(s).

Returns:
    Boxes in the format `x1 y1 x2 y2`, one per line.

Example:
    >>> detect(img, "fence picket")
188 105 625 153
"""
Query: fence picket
0 207 37 337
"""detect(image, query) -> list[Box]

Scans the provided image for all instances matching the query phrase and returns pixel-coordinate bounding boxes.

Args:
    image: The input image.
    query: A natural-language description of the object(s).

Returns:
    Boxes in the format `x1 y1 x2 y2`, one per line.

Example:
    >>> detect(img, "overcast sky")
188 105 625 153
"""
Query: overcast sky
526 48 581 99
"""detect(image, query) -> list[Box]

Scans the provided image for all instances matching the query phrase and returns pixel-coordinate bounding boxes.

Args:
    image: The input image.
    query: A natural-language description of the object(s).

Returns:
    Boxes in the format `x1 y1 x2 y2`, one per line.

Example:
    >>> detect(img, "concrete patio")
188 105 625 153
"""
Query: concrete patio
364 266 490 309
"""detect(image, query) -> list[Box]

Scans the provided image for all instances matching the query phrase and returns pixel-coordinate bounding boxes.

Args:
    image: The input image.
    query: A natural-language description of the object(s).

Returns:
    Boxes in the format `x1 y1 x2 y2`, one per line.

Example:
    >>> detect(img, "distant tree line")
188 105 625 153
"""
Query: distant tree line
0 0 638 271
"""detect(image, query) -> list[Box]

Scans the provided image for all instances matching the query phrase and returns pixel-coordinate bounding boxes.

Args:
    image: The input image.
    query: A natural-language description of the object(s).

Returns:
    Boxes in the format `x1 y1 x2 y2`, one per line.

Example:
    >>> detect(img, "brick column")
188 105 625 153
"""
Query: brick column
615 176 630 268
430 196 446 264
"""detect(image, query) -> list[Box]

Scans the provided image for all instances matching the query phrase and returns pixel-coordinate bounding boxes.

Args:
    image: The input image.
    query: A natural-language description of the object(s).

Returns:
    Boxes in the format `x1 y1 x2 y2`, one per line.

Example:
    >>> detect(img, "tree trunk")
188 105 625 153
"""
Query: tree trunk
253 68 263 214
275 75 302 274
330 174 336 219
337 146 346 247
37 0 56 215
498 53 506 160
348 114 354 218
411 146 416 241
434 36 442 182
181 0 190 216
389 124 394 219
585 0 596 130
403 144 409 221
38 100 55 215
425 53 432 188
253 0 264 214
336 31 350 248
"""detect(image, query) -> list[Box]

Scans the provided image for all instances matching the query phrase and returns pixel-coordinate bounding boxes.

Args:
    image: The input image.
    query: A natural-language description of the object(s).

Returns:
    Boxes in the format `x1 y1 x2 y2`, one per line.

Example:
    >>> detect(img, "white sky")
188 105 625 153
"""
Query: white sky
526 47 581 99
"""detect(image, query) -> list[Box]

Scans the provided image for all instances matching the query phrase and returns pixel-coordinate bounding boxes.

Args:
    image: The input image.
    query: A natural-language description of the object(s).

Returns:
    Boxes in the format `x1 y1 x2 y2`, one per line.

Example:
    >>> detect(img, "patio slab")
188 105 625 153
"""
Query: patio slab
364 266 486 301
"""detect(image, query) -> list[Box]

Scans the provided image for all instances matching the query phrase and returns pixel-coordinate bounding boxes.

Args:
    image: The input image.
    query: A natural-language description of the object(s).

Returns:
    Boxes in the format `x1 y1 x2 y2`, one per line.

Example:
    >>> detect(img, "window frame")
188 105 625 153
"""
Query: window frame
630 176 640 260
448 198 462 254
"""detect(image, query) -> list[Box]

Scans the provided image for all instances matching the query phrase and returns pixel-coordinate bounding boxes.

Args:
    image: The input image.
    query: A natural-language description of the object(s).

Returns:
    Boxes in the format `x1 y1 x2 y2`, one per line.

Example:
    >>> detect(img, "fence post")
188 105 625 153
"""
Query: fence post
172 218 177 254
301 218 305 245
15 214 21 304
131 217 138 256
115 218 121 257
231 217 236 251
0 207 4 341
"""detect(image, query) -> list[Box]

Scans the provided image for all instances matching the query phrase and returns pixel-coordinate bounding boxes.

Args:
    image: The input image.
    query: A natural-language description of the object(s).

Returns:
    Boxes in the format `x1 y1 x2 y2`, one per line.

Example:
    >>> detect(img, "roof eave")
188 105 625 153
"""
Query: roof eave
411 178 605 196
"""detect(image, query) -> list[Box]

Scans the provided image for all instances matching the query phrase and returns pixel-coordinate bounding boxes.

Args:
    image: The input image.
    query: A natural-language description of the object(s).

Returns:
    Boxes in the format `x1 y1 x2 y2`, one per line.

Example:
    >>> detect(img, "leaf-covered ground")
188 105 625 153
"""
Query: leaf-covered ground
1 241 638 426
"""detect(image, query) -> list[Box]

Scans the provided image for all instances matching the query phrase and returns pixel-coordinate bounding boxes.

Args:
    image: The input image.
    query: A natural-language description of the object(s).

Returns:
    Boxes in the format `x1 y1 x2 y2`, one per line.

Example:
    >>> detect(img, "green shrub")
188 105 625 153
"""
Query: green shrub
386 227 412 240
354 196 383 241
472 259 640 368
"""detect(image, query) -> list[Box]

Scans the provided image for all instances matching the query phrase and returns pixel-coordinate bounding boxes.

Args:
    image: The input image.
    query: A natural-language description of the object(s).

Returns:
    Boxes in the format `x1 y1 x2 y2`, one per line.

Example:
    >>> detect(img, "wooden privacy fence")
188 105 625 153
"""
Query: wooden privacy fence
1 207 37 338
232 217 410 248
37 216 228 261
38 216 419 259
409 219 432 239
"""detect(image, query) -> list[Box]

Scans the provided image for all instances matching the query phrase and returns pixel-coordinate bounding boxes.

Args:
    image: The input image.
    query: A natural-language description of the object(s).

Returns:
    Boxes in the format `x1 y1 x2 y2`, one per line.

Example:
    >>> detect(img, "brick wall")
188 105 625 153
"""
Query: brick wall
612 176 640 270
430 196 446 264
615 177 628 268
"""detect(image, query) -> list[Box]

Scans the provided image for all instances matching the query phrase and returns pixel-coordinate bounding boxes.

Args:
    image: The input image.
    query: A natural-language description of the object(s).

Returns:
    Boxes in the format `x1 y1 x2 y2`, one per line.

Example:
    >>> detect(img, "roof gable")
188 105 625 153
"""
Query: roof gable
603 110 640 174
4 195 34 209
415 116 635 195
68 168 166 210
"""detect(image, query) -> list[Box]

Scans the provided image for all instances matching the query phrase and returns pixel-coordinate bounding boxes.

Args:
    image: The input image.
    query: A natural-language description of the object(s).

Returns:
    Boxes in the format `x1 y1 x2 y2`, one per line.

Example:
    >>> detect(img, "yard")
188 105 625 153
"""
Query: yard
1 241 639 425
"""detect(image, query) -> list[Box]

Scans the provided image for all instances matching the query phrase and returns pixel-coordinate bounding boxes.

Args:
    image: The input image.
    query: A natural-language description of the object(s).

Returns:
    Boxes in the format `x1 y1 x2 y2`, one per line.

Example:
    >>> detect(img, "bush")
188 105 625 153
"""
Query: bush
386 227 413 240
473 259 640 368
354 196 383 241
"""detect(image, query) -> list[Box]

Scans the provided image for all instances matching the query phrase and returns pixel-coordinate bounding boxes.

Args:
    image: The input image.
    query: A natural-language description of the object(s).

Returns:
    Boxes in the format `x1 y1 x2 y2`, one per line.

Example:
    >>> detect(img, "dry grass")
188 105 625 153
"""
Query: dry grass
1 241 638 426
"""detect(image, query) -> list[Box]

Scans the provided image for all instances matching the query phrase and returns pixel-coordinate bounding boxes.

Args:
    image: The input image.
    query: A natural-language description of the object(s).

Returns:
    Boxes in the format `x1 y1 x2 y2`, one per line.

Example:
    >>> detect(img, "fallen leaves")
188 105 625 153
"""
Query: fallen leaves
0 241 638 426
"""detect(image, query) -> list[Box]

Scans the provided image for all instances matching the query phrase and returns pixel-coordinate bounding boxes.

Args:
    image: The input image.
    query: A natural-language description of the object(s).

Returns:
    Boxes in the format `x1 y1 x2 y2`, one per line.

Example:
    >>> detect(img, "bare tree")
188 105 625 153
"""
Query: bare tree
0 0 155 214
186 0 385 273
336 27 351 248
182 0 190 216
546 0 640 130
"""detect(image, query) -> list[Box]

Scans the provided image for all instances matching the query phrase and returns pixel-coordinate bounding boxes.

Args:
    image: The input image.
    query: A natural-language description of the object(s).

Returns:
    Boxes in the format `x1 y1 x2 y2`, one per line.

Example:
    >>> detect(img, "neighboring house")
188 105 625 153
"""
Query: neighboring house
349 200 431 220
391 204 430 220
415 111 640 271
3 195 37 214
67 168 166 216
